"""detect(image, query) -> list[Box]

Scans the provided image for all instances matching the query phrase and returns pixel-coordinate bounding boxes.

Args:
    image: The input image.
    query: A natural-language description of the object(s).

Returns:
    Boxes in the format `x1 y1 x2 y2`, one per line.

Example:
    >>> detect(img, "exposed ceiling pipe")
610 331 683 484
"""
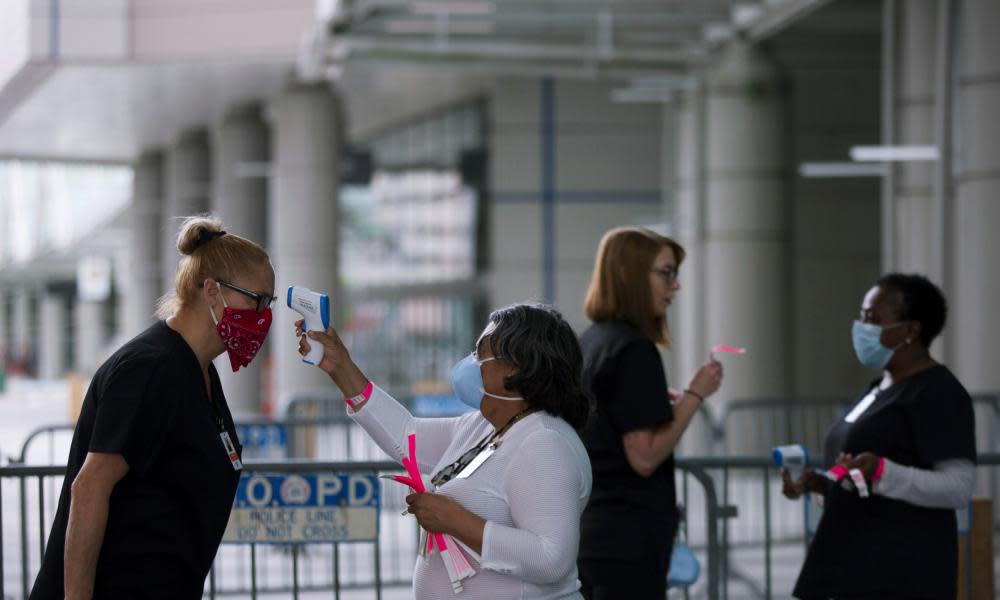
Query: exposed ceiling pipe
341 52 691 80
330 35 705 65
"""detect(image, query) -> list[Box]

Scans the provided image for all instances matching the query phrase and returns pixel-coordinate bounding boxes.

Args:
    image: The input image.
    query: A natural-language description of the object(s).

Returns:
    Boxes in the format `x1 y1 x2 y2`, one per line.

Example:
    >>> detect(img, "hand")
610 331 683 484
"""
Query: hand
295 319 349 374
836 451 880 483
781 467 826 500
687 359 723 400
667 387 683 404
405 492 465 535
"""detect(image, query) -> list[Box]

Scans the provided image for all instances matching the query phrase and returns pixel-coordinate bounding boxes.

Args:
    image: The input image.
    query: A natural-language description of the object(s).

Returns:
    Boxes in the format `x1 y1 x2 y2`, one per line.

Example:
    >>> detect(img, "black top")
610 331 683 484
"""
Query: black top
31 321 243 600
577 320 678 561
794 365 976 600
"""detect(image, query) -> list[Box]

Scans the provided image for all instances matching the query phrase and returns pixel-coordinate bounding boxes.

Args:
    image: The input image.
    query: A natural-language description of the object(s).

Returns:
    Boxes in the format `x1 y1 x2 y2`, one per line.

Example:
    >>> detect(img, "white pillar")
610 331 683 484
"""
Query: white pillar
953 0 1000 393
12 287 33 373
704 42 790 413
891 0 938 275
269 83 341 413
212 103 270 417
128 150 164 337
0 290 8 363
162 129 211 294
38 292 65 379
670 86 712 453
74 299 104 374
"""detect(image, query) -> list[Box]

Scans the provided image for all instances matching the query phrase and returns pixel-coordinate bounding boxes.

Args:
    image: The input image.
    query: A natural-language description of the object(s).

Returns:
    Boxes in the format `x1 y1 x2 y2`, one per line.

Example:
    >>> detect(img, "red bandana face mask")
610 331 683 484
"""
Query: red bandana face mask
211 299 272 372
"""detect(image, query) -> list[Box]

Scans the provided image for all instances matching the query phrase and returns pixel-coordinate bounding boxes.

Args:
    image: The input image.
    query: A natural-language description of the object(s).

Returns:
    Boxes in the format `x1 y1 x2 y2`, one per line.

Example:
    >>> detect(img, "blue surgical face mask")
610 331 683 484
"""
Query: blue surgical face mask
852 320 906 370
450 353 524 409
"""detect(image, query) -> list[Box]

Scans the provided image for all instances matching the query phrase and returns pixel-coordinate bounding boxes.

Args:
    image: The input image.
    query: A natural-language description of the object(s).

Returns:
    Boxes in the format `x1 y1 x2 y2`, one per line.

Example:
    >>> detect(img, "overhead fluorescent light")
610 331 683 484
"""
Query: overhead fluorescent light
849 145 939 162
383 18 495 34
732 4 764 28
411 1 495 16
611 88 675 104
798 162 887 178
629 74 697 91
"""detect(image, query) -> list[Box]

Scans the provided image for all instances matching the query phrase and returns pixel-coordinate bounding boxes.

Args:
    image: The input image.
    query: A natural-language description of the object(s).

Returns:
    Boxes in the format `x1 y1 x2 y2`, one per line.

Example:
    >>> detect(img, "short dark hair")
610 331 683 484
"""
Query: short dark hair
875 273 948 348
483 304 589 430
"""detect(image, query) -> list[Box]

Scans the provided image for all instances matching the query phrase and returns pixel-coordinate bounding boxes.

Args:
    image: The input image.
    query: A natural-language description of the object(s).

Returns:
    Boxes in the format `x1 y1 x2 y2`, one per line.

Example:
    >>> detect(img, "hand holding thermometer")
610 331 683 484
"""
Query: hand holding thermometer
287 286 331 366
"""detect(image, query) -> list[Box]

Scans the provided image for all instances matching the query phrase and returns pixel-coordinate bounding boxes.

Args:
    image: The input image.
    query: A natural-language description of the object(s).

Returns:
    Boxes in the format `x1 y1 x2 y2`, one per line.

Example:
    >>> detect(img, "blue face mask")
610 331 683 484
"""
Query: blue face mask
851 320 906 370
450 353 524 409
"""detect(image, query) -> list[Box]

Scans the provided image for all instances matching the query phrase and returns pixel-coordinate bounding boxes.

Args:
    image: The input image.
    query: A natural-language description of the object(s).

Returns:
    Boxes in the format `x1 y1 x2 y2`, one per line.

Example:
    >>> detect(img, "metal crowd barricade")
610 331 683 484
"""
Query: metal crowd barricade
5 456 999 599
0 460 407 600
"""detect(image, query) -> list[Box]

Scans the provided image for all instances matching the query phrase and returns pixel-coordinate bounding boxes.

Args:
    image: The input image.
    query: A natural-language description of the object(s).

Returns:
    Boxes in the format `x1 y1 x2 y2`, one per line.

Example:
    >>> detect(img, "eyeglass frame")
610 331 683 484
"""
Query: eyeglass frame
650 266 679 284
216 278 277 313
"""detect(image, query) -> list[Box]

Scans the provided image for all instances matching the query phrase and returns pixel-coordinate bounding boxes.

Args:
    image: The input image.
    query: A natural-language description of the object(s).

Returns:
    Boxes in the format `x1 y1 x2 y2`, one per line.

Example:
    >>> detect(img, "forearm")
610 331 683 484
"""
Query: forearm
874 458 975 509
64 491 111 599
444 507 486 555
627 391 701 475
349 385 462 469
326 359 368 399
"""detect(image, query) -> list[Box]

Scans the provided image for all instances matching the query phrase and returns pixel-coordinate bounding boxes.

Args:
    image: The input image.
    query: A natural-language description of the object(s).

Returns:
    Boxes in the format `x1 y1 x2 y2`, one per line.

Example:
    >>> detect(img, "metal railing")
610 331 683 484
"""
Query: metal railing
3 454 998 599
0 458 727 600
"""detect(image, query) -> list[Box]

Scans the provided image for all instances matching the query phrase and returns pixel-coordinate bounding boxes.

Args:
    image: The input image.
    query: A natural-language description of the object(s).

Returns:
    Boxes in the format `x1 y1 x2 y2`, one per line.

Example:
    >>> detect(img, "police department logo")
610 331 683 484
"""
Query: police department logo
279 475 310 504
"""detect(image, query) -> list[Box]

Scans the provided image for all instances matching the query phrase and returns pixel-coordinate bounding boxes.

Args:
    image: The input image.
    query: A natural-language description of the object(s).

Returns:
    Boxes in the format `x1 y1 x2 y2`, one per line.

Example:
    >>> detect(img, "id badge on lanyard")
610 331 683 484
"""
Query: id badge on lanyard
455 442 499 480
220 431 243 471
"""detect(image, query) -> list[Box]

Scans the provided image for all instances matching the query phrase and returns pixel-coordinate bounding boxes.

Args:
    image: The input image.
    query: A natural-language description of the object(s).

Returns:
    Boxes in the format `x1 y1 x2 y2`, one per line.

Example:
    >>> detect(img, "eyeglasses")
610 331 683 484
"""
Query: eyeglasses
217 279 277 313
650 267 679 283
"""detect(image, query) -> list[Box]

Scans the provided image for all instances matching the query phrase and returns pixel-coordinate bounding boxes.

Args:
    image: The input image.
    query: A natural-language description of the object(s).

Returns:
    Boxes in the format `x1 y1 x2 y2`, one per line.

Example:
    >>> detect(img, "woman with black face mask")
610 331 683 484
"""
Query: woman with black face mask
31 216 275 600
296 303 592 599
783 273 976 600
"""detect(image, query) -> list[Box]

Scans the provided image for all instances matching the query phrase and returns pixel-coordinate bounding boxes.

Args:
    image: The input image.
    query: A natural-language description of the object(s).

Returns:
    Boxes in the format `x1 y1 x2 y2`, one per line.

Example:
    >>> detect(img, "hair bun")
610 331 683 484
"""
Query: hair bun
176 216 225 256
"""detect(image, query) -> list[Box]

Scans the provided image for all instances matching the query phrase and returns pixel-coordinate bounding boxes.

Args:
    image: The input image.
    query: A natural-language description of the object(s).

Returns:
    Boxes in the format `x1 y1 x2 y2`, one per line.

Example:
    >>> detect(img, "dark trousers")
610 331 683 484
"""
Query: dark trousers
578 550 670 600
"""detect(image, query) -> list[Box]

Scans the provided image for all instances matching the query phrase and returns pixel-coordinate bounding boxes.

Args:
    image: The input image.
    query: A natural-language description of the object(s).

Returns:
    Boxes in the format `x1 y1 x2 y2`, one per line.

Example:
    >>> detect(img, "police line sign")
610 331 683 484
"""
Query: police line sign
223 473 380 543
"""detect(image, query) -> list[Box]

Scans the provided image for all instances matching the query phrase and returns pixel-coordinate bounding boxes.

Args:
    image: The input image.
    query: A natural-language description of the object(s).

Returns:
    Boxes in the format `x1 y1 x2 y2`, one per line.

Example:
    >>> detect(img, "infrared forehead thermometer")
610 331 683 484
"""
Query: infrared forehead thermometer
286 286 330 366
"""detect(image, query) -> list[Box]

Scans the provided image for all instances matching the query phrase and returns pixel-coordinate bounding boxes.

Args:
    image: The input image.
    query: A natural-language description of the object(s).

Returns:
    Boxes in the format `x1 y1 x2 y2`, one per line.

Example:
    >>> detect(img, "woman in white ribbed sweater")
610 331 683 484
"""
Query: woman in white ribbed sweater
297 303 592 599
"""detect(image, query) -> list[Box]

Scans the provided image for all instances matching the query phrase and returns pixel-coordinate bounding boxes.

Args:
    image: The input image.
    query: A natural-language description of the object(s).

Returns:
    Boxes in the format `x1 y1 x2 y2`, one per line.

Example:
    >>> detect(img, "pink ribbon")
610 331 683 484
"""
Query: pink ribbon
389 433 475 593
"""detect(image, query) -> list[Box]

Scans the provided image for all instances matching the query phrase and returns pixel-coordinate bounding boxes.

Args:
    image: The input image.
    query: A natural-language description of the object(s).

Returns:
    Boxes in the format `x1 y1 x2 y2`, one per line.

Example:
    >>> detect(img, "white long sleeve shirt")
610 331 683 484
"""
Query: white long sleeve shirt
874 458 975 509
350 384 592 600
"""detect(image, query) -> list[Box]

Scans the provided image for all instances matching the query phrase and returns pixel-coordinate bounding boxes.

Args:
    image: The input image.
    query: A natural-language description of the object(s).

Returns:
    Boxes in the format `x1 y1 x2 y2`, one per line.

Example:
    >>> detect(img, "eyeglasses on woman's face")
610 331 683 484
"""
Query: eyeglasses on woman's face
649 267 679 284
217 279 277 313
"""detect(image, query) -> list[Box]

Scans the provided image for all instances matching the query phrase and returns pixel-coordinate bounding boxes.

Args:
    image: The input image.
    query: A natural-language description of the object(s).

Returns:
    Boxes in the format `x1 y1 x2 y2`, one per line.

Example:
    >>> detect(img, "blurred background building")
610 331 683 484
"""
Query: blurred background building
0 0 998 451
3 1 1000 598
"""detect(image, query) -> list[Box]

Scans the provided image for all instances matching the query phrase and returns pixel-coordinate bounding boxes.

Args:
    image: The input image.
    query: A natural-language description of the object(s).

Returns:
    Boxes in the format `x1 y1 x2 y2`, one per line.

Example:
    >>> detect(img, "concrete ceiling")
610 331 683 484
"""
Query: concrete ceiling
0 59 294 163
0 0 878 164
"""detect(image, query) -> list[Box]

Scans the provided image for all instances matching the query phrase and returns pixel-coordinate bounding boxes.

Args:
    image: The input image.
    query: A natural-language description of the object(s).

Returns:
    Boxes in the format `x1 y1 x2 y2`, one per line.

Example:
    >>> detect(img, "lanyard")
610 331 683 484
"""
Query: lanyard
431 407 538 487
205 371 242 471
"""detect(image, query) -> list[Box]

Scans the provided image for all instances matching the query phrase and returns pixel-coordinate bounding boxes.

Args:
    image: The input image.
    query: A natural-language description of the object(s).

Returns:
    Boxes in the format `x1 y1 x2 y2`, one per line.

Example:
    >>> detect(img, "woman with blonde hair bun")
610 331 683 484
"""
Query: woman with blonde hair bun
31 216 276 600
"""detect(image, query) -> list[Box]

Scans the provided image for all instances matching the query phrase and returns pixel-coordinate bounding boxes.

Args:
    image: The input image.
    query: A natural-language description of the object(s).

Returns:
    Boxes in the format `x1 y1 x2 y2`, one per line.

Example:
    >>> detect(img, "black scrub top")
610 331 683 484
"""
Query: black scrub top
578 320 678 562
794 365 976 600
31 321 243 600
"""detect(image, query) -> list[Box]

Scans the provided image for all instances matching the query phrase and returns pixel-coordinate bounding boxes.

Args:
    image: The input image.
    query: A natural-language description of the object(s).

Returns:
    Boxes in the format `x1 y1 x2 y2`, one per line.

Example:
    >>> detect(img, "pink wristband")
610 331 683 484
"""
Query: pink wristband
345 380 373 409
827 464 849 481
872 456 886 483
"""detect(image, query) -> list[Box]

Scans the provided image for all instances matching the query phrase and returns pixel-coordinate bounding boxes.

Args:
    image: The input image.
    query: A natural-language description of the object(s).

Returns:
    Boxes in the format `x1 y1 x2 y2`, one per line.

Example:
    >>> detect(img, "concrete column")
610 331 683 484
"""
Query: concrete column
953 0 1000 393
0 291 8 363
74 299 104 374
212 103 270 417
704 43 790 413
128 150 164 337
38 292 65 379
269 83 341 412
891 0 938 275
12 287 33 373
670 87 712 453
162 130 211 294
